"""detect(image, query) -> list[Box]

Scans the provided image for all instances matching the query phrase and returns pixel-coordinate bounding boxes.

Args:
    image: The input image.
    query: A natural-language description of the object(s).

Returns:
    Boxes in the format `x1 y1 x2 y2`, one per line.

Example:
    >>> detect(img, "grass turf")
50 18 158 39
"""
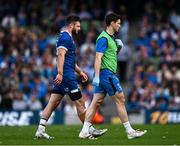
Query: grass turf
0 124 179 145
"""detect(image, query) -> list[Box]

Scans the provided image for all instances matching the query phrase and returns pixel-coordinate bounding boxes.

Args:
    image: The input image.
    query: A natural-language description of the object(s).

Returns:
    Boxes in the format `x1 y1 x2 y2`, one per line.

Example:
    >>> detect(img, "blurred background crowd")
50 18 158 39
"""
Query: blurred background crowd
0 0 180 115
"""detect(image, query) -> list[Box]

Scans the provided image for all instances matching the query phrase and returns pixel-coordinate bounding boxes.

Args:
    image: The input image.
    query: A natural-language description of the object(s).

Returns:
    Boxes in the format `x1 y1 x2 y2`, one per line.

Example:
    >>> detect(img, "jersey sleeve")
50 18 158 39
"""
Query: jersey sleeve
56 33 70 51
95 37 108 53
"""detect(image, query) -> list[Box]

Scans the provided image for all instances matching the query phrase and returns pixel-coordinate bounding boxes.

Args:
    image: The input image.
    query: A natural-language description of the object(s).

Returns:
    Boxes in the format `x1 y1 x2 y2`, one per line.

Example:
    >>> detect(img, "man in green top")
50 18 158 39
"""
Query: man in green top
79 13 147 139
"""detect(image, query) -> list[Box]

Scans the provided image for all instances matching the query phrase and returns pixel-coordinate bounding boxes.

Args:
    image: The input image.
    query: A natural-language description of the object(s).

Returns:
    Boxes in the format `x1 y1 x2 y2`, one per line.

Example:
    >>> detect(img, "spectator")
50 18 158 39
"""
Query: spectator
1 13 16 28
28 92 42 110
12 91 27 110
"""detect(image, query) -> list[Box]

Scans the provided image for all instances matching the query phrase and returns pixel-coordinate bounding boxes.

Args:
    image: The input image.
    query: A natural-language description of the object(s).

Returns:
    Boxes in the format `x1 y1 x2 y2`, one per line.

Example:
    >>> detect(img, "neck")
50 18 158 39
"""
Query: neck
106 26 114 36
65 27 72 36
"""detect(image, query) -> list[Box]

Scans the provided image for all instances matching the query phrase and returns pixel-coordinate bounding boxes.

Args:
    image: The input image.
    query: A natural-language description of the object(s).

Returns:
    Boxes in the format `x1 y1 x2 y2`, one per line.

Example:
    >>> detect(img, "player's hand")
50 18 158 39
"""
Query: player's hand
80 72 88 83
54 74 63 85
92 76 100 86
115 39 123 49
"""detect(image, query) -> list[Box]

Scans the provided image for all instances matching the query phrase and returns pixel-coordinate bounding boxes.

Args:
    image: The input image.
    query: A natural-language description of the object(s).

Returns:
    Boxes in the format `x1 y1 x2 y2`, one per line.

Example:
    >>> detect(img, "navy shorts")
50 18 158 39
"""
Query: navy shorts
51 78 82 101
94 69 123 96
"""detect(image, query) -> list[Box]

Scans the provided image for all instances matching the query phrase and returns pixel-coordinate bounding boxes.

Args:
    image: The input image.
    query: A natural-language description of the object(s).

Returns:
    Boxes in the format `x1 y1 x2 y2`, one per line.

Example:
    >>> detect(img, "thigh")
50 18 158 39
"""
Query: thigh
48 93 64 104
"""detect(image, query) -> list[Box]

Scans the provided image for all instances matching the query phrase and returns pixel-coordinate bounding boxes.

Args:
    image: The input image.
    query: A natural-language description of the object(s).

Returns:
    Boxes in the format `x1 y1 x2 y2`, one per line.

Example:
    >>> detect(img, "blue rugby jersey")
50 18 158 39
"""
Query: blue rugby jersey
55 31 76 79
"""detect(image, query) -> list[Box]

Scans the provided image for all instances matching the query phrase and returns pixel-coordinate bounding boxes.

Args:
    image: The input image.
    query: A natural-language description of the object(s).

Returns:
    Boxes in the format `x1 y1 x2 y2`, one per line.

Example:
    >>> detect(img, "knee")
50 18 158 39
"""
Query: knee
96 98 103 108
117 93 126 104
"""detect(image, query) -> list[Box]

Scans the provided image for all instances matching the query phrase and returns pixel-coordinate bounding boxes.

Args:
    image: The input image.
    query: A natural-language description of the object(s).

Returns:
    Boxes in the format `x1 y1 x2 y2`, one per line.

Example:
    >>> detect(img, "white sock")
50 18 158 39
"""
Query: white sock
123 121 135 133
82 121 92 133
38 118 47 130
38 125 45 131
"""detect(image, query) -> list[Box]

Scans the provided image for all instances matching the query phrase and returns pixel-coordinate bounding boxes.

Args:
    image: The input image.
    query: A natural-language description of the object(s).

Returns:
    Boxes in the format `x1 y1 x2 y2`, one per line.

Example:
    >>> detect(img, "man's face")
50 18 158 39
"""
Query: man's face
72 21 81 35
112 19 121 33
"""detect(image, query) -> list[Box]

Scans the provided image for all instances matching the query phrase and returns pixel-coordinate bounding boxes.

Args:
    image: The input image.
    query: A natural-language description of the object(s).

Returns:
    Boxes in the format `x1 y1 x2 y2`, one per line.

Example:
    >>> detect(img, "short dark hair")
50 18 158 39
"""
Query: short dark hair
105 13 120 26
66 15 81 25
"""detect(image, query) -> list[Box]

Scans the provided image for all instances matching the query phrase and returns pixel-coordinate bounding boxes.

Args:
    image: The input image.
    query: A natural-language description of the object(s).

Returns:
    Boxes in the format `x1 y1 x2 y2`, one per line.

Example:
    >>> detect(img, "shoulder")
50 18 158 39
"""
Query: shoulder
58 31 71 41
98 31 107 37
56 31 72 49
97 37 108 44
96 37 108 53
97 31 108 41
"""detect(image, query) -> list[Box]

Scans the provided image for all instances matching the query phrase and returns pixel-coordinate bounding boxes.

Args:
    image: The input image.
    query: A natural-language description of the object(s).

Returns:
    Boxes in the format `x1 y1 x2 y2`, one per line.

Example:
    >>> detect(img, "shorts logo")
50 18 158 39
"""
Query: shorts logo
64 88 69 92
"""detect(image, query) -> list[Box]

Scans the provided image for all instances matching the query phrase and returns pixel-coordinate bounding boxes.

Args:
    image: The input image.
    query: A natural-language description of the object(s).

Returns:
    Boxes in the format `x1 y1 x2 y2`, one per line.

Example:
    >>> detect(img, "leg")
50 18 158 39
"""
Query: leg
111 91 147 139
69 89 104 123
41 93 64 120
74 97 105 129
68 90 86 123
85 93 105 123
79 93 107 139
35 93 64 139
68 80 105 124
111 92 129 123
73 97 86 123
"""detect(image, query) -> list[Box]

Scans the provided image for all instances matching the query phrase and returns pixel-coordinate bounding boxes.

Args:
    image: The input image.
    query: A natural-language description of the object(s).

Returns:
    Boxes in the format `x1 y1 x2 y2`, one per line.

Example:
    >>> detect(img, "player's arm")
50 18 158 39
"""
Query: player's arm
75 64 83 75
57 48 66 75
93 37 107 86
54 48 66 85
75 64 88 82
94 52 103 77
54 33 68 85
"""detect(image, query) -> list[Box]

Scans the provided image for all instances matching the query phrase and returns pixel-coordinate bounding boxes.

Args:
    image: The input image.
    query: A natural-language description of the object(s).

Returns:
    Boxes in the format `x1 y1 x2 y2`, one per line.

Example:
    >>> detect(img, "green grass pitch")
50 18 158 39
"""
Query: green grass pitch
0 124 179 145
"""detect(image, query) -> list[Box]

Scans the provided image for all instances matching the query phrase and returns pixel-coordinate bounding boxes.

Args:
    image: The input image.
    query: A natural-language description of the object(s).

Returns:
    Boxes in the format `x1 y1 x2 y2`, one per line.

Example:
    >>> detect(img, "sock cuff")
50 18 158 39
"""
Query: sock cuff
123 121 130 126
40 118 47 126
123 121 134 133
85 121 92 126
41 118 48 121
39 124 46 127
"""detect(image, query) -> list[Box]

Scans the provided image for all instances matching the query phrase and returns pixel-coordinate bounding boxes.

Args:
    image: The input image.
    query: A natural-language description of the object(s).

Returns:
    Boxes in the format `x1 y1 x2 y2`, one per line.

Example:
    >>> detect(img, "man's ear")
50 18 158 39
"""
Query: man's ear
69 23 74 28
110 21 114 26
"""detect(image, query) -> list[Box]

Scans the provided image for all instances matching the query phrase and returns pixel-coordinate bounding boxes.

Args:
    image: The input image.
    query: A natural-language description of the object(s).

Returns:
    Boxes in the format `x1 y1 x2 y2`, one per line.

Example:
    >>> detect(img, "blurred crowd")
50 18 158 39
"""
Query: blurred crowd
0 0 180 113
127 2 180 112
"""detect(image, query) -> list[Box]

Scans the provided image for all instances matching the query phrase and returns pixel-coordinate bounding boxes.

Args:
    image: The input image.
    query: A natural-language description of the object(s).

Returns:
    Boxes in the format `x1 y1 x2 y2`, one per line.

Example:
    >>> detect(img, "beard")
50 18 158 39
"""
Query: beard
72 29 78 35
72 29 79 42
72 29 78 42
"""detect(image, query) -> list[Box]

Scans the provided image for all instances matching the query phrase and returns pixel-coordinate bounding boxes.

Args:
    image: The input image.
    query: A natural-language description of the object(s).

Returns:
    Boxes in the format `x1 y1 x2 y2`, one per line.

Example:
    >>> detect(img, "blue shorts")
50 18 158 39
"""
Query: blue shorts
51 77 82 101
94 69 123 96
